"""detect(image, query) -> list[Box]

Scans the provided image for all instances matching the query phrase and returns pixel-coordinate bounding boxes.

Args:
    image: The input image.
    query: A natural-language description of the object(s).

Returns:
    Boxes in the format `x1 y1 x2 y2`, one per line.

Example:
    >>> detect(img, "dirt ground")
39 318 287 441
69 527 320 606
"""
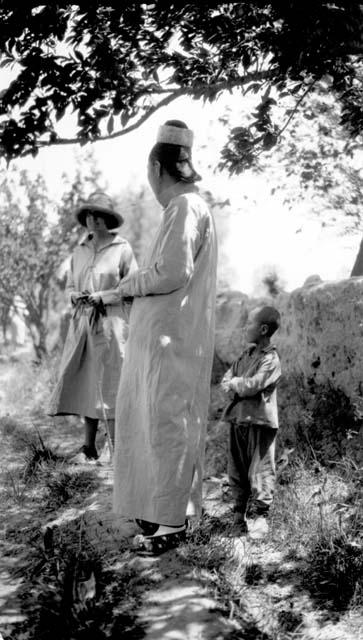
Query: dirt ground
0 347 362 639
0 415 238 637
0 347 242 639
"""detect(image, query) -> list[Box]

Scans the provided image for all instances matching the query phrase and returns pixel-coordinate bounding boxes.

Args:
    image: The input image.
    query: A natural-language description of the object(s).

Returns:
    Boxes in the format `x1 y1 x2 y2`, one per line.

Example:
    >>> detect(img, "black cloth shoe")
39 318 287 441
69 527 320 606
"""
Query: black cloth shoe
135 519 159 535
133 526 186 556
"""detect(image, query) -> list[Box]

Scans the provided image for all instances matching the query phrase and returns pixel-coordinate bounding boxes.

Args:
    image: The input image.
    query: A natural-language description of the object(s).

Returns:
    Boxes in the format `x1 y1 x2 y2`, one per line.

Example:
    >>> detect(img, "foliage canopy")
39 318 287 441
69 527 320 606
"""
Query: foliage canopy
0 2 362 169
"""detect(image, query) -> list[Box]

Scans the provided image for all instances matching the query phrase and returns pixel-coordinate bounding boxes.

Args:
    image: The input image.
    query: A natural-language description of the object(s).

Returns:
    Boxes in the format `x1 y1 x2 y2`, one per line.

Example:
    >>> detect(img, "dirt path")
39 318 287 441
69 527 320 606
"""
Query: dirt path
0 350 362 639
0 378 240 638
0 445 241 639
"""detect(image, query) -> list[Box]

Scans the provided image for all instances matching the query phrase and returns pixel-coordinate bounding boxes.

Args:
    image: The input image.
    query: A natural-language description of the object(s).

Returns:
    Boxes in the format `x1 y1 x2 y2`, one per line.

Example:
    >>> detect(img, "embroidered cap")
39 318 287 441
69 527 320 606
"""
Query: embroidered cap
157 124 194 148
76 191 124 229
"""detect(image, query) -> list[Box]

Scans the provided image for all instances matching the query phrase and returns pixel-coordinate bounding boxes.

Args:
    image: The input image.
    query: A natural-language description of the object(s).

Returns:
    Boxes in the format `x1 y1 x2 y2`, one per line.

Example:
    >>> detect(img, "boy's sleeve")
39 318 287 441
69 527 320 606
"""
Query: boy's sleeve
221 367 233 386
230 352 281 397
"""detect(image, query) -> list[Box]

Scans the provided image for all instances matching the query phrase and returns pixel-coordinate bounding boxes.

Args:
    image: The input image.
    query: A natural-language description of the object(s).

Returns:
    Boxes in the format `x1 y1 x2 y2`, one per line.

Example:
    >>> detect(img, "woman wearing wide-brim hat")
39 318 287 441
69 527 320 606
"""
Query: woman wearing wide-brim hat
49 191 137 461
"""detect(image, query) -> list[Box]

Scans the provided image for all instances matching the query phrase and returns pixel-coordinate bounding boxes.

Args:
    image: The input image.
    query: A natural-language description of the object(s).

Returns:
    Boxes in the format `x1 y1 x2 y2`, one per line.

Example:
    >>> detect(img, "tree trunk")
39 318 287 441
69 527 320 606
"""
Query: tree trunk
0 303 11 344
30 322 48 362
24 303 48 362
351 237 363 276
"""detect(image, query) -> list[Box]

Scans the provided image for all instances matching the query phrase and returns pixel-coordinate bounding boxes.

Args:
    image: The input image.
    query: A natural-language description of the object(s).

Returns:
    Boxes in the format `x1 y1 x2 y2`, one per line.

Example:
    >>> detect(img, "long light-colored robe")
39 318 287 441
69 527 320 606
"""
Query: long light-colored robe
49 233 137 420
107 184 218 525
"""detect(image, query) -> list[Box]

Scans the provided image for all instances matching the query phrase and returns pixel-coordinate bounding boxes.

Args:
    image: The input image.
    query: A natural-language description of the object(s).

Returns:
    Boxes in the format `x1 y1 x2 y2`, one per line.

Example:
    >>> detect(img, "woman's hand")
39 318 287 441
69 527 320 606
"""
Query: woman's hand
71 291 91 320
71 291 89 305
87 294 107 331
87 292 103 306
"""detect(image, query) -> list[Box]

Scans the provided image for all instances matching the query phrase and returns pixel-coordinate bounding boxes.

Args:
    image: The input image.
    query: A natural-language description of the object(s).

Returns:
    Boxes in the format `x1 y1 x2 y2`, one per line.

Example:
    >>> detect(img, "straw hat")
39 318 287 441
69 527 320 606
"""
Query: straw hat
76 191 124 229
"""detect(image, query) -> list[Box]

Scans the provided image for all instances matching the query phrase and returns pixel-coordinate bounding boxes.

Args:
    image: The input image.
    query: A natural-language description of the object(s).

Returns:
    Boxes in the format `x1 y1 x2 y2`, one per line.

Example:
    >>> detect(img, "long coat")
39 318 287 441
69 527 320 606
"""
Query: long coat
111 184 218 525
49 233 137 420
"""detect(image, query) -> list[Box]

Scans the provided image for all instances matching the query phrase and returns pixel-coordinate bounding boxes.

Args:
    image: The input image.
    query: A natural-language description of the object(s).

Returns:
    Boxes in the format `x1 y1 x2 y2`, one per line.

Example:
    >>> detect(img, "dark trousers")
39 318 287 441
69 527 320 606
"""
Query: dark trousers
228 423 277 516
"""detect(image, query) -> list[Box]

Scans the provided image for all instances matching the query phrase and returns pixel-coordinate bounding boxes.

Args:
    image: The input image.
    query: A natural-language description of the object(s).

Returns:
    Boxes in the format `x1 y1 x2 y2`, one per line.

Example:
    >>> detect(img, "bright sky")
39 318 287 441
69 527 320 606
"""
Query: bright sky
1 64 360 295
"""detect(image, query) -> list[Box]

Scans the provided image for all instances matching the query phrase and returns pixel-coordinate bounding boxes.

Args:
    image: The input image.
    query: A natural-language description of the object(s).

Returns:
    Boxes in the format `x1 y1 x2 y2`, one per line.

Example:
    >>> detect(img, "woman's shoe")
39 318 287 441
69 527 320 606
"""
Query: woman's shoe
70 444 99 464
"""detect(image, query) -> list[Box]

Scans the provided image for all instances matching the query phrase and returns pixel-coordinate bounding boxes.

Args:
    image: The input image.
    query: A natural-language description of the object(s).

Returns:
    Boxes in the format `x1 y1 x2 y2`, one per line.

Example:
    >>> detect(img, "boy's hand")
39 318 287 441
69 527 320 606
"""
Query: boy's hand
221 379 231 393
221 381 235 401
221 368 234 397
229 377 242 393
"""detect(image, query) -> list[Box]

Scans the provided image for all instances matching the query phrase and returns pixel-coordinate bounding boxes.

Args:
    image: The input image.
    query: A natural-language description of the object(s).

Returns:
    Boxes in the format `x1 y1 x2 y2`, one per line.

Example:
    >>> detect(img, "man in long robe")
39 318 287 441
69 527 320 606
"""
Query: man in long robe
101 182 217 526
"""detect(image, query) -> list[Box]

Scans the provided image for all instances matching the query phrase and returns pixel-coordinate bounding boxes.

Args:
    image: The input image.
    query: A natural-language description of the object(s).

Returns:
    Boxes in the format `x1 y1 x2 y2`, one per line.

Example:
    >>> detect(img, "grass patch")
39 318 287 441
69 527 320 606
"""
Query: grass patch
0 353 59 417
0 417 58 457
271 456 363 612
182 514 234 571
43 468 99 511
23 429 61 478
180 515 270 636
1 424 98 515
3 521 147 640
303 532 363 610
272 460 350 549
278 373 363 464
0 415 24 435
1 428 64 506
181 456 363 638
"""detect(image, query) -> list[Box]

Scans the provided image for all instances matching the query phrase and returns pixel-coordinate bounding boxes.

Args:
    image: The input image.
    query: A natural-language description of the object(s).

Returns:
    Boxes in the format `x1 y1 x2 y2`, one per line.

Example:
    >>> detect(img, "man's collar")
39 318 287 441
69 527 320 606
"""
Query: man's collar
161 182 199 208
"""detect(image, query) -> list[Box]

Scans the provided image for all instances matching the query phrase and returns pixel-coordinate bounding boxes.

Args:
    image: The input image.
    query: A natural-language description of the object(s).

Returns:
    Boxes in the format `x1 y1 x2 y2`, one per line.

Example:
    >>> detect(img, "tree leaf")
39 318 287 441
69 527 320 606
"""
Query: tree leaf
107 114 114 134
0 3 361 165
120 111 129 127
261 85 271 103
73 49 84 63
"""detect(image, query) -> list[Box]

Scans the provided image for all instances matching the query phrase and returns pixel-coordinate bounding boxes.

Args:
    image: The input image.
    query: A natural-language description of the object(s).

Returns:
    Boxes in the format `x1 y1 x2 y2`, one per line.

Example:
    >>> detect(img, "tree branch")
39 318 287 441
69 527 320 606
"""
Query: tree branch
278 80 317 139
38 72 272 149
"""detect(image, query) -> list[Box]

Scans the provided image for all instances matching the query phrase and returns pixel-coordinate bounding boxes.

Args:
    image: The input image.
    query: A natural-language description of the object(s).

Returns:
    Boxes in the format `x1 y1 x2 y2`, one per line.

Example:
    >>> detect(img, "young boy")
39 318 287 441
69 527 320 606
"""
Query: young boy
221 305 281 535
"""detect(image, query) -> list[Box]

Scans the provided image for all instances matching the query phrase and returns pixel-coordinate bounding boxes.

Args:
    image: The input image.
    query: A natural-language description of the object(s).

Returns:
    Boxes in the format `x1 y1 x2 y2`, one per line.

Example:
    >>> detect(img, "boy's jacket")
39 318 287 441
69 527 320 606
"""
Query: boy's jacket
221 344 281 429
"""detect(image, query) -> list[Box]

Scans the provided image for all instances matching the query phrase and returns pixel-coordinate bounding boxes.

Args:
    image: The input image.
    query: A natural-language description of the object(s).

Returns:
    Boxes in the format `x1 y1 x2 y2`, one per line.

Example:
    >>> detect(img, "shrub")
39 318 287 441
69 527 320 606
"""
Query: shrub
43 469 99 511
303 533 363 610
278 373 363 464
5 522 146 640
